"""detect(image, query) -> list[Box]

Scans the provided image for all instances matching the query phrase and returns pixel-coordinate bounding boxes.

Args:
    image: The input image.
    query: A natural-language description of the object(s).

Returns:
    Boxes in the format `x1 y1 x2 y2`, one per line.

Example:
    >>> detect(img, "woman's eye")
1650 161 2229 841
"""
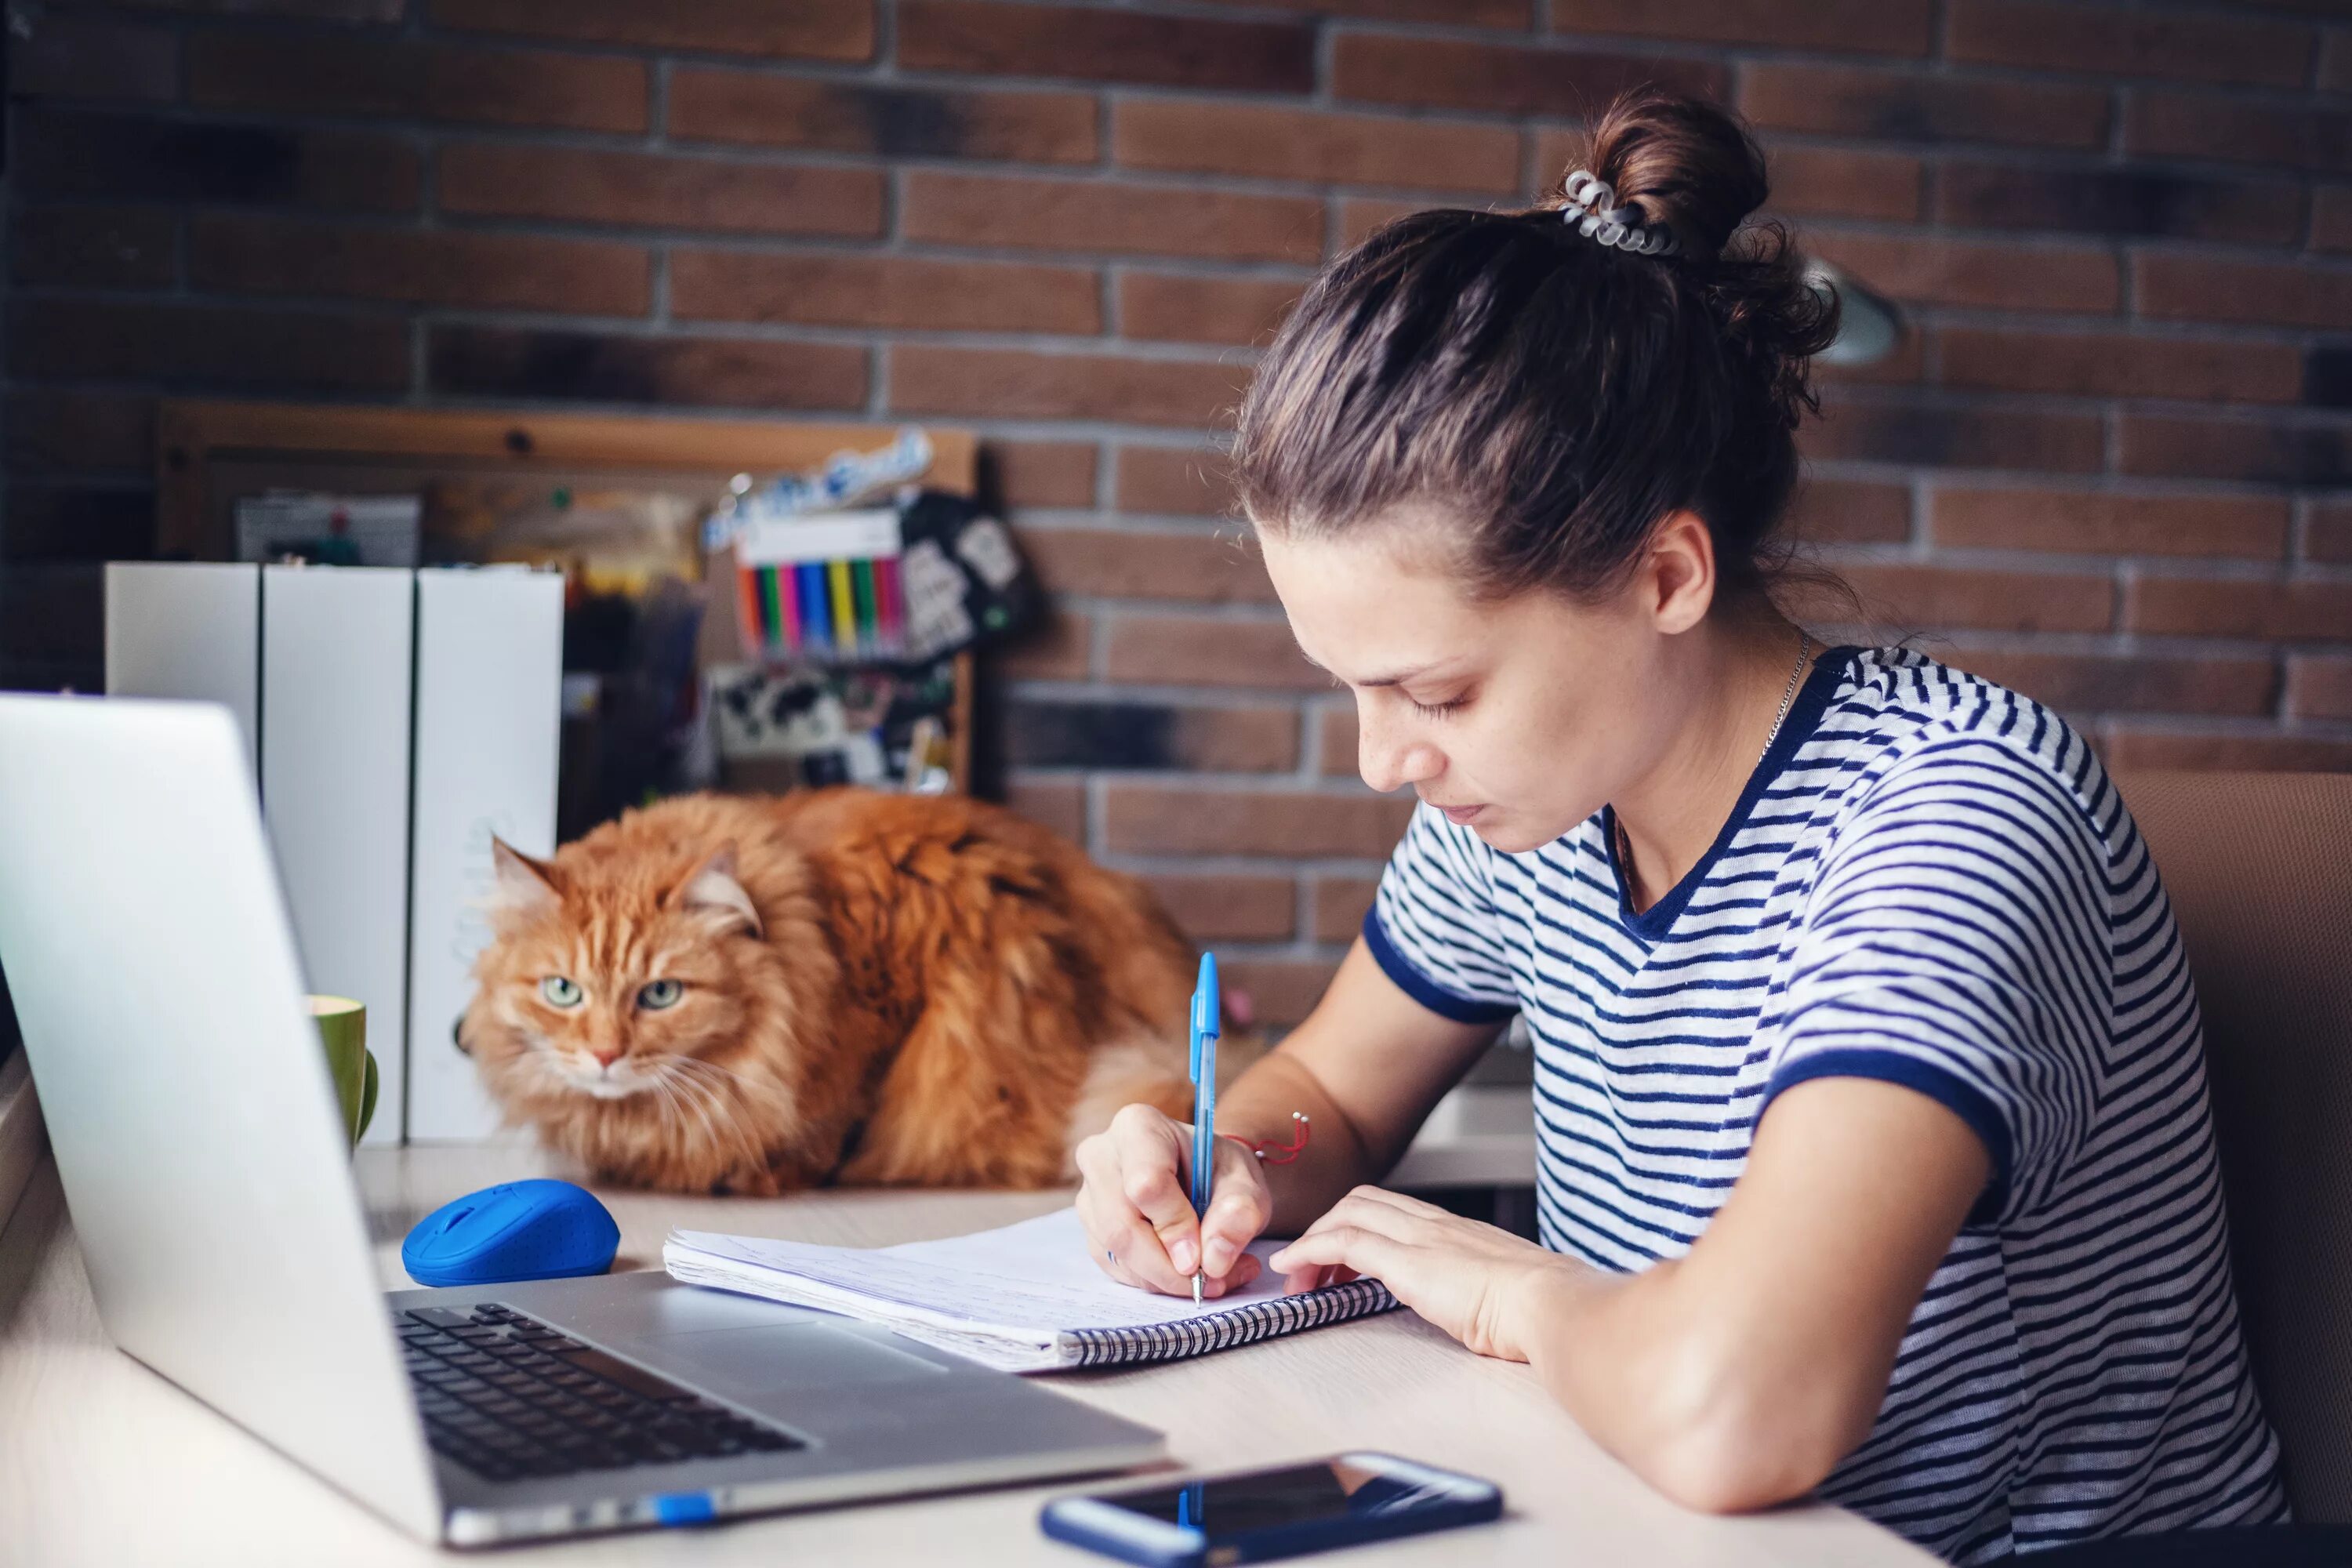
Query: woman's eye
637 978 684 1011
1409 694 1468 719
540 976 583 1008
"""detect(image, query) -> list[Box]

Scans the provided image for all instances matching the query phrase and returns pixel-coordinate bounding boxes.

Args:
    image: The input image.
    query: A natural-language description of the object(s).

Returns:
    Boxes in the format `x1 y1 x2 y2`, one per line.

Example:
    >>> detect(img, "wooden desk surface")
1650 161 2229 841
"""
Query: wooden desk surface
0 1145 1932 1567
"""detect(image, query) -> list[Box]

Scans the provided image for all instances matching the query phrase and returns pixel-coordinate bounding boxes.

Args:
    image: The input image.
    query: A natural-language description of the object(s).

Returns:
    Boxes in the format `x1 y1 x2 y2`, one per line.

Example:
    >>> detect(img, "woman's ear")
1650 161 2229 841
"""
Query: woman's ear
1644 510 1718 636
488 837 561 919
677 843 763 938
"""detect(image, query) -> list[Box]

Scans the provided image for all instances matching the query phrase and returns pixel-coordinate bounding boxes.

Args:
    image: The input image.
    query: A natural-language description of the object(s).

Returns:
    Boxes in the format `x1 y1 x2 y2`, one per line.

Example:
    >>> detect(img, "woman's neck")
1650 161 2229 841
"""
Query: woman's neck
1613 614 1809 916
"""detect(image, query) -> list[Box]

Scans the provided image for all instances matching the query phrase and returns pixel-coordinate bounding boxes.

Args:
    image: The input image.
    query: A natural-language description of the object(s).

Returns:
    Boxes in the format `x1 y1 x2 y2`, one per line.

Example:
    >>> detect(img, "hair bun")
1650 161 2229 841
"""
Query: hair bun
1576 87 1769 262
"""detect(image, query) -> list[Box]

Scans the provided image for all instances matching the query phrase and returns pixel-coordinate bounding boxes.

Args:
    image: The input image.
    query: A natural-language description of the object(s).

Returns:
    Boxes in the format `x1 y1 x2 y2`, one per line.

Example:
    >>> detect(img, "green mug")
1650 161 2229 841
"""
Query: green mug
310 995 379 1149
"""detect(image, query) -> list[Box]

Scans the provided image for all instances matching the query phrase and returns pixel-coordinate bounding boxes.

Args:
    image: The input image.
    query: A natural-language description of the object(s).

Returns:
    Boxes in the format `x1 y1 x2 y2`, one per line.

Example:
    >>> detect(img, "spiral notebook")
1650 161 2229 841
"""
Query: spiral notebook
662 1207 1399 1374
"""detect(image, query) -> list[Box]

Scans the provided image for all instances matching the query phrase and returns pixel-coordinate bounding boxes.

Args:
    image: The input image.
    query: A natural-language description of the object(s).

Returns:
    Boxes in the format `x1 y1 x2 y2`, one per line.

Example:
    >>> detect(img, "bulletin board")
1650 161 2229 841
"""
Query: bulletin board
154 401 979 818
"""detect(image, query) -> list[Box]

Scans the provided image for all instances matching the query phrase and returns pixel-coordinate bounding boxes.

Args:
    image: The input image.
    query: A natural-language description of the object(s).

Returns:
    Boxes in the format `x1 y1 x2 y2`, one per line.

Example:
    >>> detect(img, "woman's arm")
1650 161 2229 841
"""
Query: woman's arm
1270 1073 1988 1514
1221 937 1504 1236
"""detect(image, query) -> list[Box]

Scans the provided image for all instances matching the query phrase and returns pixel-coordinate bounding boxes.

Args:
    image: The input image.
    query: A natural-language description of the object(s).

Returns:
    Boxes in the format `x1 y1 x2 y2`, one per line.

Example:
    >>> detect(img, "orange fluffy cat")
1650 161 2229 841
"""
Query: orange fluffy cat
459 789 1210 1194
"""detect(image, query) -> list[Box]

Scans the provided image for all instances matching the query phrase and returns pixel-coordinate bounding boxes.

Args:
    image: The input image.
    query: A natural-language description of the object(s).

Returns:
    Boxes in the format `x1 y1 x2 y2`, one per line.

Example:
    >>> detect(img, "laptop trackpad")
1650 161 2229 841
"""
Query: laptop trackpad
633 1324 949 1394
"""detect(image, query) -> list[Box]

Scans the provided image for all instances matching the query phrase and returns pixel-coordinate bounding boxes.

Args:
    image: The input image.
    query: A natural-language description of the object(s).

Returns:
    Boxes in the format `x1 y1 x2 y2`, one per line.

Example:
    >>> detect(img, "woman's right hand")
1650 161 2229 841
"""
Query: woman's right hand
1076 1103 1272 1298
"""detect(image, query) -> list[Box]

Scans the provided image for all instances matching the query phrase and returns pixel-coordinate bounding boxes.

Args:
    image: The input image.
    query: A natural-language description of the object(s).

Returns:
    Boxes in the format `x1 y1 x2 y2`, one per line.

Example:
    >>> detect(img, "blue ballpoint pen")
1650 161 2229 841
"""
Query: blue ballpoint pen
1188 952 1220 1308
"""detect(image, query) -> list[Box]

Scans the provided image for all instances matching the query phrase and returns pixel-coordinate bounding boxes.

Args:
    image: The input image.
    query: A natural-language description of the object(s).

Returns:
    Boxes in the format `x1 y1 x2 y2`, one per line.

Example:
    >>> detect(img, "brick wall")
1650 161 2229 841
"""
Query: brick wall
5 0 2351 1023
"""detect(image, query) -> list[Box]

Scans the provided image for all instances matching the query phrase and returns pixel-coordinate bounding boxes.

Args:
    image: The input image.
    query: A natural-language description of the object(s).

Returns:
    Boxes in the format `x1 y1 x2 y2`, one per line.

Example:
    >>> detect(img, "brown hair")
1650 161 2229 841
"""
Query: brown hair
1232 87 1839 604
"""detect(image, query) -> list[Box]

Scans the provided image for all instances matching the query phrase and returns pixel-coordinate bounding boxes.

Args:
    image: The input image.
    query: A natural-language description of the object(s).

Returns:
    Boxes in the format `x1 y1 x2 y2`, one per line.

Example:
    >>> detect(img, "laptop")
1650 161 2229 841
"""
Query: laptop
0 694 1163 1545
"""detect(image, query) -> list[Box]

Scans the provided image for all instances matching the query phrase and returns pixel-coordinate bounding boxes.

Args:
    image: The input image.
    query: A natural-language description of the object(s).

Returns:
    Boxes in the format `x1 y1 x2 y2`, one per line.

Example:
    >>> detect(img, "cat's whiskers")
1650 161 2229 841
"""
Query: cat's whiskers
655 1058 770 1180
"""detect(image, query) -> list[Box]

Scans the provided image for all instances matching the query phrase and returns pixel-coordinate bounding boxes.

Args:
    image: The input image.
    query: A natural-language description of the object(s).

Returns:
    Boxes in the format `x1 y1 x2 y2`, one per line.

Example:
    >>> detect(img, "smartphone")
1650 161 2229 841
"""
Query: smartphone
1038 1452 1502 1567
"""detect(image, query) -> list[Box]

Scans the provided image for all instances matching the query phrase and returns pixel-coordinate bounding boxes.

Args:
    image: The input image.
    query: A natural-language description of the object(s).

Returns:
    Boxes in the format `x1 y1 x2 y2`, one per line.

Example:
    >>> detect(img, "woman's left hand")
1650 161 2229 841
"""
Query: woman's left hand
1268 1185 1587 1363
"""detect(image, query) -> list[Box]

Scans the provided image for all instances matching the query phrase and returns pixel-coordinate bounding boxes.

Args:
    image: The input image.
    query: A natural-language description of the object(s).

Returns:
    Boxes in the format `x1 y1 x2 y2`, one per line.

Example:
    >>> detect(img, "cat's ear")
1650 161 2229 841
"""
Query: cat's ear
678 843 763 938
488 837 562 919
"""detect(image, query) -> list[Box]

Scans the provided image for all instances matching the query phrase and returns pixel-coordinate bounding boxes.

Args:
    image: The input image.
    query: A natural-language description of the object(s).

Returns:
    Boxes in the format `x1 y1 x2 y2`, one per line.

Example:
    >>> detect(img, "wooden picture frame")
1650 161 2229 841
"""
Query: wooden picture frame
154 401 977 792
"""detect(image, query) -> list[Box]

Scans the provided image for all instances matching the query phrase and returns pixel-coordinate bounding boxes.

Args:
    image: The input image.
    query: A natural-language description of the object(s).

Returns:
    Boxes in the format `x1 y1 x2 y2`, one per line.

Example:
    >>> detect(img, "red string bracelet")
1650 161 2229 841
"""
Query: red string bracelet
1218 1112 1311 1165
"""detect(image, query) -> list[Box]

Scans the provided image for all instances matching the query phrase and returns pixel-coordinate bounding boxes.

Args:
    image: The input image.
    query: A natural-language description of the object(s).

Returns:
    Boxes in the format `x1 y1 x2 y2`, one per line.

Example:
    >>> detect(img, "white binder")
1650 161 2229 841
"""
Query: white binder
404 569 564 1142
103 562 261 775
260 565 416 1147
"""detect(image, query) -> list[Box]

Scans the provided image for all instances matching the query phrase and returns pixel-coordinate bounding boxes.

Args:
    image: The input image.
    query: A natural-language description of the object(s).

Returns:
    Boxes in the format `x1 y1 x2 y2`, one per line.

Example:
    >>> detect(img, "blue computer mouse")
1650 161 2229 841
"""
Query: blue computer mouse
401 1179 619 1288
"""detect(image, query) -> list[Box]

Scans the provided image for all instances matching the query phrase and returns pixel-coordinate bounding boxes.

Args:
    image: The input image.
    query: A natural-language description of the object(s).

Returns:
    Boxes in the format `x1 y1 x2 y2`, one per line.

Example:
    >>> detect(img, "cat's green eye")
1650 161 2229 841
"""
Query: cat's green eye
637 978 684 1011
540 976 584 1008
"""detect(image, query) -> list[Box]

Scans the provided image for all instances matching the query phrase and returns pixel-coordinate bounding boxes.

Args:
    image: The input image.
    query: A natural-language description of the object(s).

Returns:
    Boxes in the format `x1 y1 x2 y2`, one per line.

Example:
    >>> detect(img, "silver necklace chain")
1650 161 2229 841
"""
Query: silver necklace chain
1617 630 1811 895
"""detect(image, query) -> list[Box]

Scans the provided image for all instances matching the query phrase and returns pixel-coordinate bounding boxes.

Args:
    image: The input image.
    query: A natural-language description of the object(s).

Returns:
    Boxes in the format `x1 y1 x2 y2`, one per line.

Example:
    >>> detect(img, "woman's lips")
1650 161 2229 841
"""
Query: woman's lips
1436 803 1486 826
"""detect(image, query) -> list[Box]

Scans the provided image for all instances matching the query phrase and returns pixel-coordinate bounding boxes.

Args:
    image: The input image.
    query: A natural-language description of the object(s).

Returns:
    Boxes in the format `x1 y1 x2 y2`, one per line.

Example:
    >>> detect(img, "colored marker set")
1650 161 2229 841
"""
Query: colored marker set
733 509 906 664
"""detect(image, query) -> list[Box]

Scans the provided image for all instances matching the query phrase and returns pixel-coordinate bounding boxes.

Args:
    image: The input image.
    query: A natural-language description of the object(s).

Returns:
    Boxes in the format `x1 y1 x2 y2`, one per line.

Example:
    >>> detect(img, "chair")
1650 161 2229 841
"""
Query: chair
2122 771 2352 1523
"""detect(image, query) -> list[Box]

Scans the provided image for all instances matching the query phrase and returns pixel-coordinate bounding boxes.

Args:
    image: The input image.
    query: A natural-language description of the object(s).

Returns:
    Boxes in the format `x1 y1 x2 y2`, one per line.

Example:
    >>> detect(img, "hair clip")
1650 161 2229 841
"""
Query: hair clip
1219 1112 1312 1166
1559 169 1679 257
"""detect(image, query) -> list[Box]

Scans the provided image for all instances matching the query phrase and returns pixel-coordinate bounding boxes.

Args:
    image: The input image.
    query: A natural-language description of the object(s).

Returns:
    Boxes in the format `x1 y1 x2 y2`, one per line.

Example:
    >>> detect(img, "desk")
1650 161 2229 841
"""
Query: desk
1 1145 1932 1566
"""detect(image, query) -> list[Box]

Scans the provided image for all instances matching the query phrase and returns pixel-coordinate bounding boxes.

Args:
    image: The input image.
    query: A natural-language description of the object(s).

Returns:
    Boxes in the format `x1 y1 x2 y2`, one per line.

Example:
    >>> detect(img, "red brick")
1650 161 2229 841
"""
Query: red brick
1115 100 1519 195
15 110 419 213
429 0 873 60
2118 415 2352 488
1785 478 1911 545
2125 91 2352 176
2134 255 2352 332
997 607 1091 681
9 16 178 103
1947 0 2314 90
1117 446 1242 517
1319 705 1359 778
438 144 882 237
899 0 1312 93
5 393 154 474
191 216 649 314
1739 61 2110 150
1171 708 1300 773
1766 146 1924 223
1813 328 1926 390
1008 699 1297 772
1312 876 1381 942
2317 187 2352 253
1944 649 2278 717
670 252 1098 334
1551 0 1931 56
1104 784 1413 857
1145 874 1298 946
1809 563 2116 633
1937 328 2302 405
1932 486 2288 560
1104 615 1323 690
428 326 868 411
2126 576 2352 639
1806 232 2118 314
1219 959 1339 1028
2106 729 2352 771
2309 500 2352 563
1805 397 2105 474
12 206 176 288
1214 0 1526 22
2288 655 2352 721
8 298 408 392
669 71 1095 164
985 442 1098 510
1120 274 1301 347
1004 777 1086 844
1019 528 1275 604
890 347 1244 429
1935 161 2303 245
1333 34 1727 118
903 172 1321 264
190 34 644 132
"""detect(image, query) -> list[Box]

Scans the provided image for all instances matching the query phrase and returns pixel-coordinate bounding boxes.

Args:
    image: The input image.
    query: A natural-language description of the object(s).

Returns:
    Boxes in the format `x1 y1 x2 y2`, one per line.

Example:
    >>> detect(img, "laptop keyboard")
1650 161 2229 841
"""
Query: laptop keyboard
396 1303 805 1483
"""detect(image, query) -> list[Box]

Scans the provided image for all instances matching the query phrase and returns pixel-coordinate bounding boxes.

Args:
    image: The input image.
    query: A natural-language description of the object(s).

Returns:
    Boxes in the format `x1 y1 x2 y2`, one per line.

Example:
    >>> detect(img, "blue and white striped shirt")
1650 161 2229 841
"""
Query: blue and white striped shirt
1367 645 2285 1561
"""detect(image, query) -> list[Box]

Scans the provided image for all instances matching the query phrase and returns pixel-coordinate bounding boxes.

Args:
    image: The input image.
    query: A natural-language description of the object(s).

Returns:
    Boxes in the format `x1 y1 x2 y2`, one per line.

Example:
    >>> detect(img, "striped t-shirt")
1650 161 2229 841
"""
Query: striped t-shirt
1367 644 2285 1562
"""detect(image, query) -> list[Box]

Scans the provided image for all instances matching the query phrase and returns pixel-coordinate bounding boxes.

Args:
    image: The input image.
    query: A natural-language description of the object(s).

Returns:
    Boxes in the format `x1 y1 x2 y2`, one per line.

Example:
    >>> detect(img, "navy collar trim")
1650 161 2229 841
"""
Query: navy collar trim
1600 644 1860 943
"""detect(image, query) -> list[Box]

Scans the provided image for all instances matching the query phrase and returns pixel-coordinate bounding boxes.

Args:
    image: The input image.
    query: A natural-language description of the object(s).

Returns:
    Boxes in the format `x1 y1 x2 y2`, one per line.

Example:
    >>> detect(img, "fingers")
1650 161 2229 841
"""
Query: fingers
1268 1222 1397 1294
1076 1105 1260 1298
1109 1105 1207 1275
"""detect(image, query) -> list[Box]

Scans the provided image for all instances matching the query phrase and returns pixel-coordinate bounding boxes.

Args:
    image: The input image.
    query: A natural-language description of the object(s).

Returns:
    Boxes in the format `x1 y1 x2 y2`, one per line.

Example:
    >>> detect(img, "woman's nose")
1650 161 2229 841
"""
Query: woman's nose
1358 710 1442 794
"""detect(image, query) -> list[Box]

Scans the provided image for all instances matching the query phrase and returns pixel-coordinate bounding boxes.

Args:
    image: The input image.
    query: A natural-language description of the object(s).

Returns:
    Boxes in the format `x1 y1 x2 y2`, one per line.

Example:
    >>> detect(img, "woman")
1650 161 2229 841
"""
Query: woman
1073 89 2285 1563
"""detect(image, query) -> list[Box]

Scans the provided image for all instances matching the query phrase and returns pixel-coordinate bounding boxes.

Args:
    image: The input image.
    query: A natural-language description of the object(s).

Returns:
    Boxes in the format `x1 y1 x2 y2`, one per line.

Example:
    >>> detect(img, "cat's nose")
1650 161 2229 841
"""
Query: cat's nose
590 1045 624 1069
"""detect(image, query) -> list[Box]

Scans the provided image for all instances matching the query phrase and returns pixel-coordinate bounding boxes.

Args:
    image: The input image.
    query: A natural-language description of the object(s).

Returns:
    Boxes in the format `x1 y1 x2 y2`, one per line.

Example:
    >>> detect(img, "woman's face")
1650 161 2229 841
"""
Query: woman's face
1258 517 1695 855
